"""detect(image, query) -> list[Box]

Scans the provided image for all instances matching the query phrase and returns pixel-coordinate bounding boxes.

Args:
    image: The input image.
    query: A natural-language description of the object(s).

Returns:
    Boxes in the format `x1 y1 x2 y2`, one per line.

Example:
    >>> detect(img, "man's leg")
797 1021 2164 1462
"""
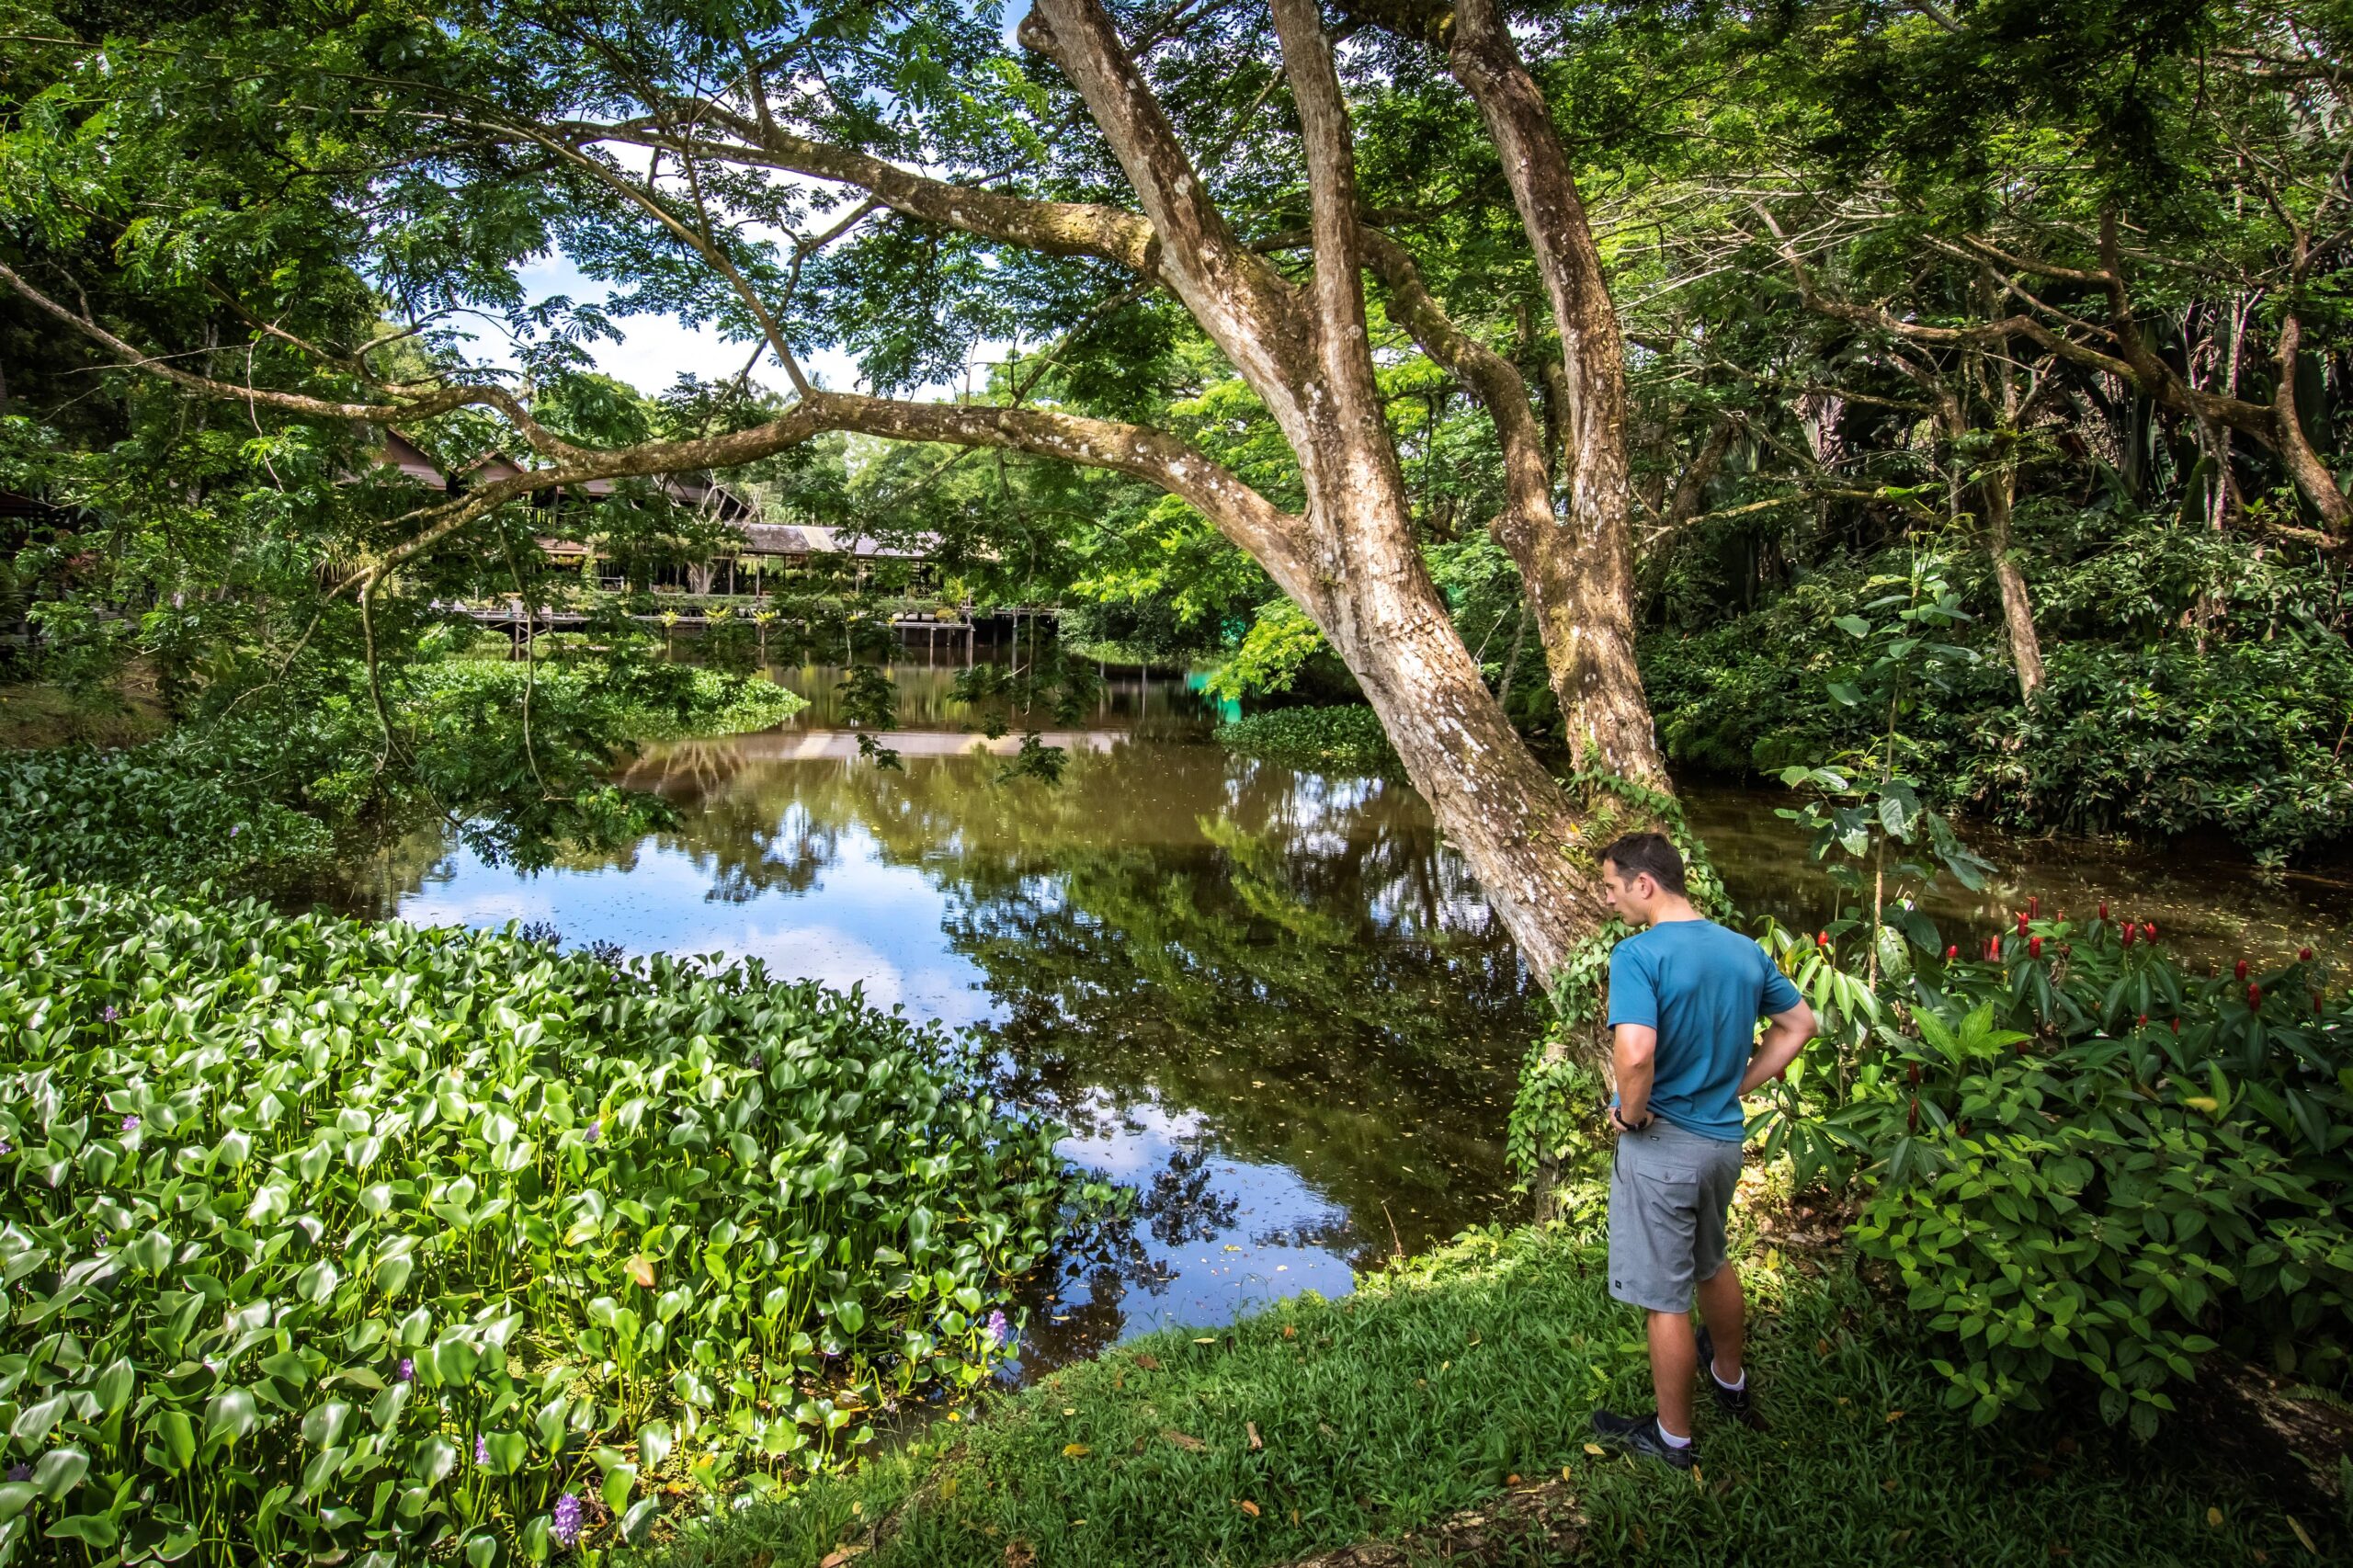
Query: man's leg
1695 1261 1745 1382
1646 1308 1699 1441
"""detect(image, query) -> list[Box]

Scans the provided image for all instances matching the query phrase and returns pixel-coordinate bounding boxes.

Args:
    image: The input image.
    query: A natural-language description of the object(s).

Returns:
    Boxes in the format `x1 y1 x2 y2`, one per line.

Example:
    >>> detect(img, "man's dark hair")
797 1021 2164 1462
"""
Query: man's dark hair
1598 832 1688 896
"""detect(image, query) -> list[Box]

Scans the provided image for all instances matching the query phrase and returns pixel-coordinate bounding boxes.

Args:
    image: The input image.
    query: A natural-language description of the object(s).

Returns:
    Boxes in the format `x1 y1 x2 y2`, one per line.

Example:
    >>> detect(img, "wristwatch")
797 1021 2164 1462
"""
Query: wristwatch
1610 1105 1653 1132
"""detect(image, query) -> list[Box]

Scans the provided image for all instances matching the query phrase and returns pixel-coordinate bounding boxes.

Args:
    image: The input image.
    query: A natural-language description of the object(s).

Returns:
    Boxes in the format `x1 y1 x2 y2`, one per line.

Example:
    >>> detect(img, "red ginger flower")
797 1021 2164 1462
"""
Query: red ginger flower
2029 936 2043 959
2247 983 2263 1006
2235 959 2250 982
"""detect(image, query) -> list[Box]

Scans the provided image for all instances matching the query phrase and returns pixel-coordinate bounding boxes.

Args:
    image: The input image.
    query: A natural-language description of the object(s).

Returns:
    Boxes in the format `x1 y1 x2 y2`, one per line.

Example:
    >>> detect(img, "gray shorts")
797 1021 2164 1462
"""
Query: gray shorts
1607 1119 1745 1312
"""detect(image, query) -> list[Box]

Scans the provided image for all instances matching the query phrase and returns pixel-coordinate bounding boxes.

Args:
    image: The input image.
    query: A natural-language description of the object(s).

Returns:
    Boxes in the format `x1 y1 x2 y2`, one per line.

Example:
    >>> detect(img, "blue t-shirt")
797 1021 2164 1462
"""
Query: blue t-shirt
1607 919 1802 1142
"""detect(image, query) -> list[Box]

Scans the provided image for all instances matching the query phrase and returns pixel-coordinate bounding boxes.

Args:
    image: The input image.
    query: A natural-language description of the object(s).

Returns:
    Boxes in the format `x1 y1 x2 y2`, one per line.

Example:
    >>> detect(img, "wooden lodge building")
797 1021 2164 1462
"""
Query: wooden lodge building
378 433 938 596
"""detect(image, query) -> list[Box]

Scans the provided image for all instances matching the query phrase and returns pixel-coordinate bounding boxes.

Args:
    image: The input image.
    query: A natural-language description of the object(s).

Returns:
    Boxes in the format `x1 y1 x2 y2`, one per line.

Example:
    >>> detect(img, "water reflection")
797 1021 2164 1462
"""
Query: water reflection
335 678 1539 1357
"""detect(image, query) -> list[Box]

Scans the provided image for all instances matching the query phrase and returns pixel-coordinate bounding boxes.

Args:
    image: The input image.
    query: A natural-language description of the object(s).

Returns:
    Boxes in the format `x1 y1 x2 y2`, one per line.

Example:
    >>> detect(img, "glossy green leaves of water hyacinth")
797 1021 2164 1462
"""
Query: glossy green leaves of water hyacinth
0 879 1113 1562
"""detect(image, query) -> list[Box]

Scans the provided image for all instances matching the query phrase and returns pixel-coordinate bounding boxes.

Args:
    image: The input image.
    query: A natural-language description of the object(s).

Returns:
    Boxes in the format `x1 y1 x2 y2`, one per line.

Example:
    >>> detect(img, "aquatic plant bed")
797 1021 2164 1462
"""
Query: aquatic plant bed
643 1223 2338 1568
1212 707 1399 777
0 880 1112 1563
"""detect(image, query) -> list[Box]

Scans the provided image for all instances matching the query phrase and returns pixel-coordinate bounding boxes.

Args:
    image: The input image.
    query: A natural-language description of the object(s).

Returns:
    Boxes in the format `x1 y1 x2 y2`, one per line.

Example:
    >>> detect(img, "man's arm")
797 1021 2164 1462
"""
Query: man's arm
1612 1022 1658 1128
1741 999 1816 1095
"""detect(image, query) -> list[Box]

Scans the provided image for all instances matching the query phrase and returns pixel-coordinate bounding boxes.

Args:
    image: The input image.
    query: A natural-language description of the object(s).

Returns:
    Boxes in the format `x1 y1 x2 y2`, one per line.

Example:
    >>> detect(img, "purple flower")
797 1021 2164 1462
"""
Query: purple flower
100 1006 119 1023
473 1435 489 1466
551 1492 584 1547
397 1358 415 1382
5 1464 27 1483
0 1141 13 1157
984 1310 1009 1347
585 1119 602 1144
229 824 242 838
119 1115 140 1133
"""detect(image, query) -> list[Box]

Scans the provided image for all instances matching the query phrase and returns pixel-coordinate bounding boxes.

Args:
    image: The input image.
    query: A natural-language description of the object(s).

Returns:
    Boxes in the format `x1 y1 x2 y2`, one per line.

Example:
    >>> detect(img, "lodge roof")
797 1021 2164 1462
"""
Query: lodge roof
739 523 929 559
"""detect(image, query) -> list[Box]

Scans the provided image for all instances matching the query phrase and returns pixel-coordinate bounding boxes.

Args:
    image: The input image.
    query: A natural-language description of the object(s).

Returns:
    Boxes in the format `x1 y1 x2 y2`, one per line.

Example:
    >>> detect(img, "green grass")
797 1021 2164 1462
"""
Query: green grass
1214 704 1399 776
635 1221 2342 1568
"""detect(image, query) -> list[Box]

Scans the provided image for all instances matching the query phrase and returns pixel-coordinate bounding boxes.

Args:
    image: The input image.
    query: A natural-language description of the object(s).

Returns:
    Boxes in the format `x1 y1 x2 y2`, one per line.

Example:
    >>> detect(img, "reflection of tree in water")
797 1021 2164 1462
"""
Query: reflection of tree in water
342 733 1543 1257
1141 1146 1242 1246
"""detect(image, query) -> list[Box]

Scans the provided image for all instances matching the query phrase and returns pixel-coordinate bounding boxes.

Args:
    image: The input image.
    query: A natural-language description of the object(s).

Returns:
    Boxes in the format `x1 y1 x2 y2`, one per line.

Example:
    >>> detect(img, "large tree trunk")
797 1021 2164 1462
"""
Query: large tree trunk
1441 0 1664 790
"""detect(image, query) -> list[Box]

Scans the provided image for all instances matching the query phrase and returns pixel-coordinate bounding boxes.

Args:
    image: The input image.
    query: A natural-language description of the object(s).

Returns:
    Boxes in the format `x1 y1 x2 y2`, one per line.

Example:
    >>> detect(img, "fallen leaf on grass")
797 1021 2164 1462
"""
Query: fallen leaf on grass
1163 1430 1207 1452
626 1254 657 1290
1134 1354 1162 1371
1062 1443 1090 1458
1062 1407 1076 1416
1247 1422 1263 1451
1235 1499 1261 1517
1583 1443 1605 1457
818 1548 866 1568
2207 1507 2223 1528
1506 1473 1521 1486
1283 1324 1297 1339
2289 1517 2316 1555
1003 1540 1035 1568
1194 1336 1217 1345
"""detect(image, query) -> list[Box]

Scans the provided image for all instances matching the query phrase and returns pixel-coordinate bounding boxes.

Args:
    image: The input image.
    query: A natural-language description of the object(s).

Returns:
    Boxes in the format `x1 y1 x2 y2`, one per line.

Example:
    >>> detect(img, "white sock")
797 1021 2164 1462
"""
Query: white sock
1711 1363 1746 1392
1655 1419 1692 1449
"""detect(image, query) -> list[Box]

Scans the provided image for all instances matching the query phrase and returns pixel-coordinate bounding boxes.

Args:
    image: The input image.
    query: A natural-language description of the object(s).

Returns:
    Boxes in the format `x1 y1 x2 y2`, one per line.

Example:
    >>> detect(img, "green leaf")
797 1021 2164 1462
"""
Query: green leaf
1834 615 1871 639
602 1462 637 1513
206 1387 260 1446
155 1410 197 1472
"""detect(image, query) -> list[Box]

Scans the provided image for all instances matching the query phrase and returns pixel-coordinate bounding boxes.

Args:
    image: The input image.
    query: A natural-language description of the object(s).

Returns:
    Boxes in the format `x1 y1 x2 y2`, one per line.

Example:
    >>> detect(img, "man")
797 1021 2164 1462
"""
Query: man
1586 831 1815 1471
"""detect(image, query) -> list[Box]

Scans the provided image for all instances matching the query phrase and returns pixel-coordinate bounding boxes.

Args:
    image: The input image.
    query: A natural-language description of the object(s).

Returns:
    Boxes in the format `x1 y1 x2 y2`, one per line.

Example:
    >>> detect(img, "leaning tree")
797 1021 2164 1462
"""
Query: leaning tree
1 0 1673 979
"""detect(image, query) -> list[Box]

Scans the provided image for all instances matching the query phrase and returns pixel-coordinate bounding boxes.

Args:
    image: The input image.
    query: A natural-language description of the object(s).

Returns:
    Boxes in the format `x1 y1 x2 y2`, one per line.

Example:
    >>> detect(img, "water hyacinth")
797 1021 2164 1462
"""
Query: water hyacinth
5 1464 26 1483
0 878 1119 1562
100 1004 119 1022
551 1493 584 1547
985 1309 1010 1346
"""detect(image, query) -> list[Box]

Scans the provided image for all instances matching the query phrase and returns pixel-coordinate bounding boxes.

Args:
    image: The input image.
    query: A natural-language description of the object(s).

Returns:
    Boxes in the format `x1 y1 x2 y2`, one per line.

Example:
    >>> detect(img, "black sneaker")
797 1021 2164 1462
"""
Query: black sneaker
1696 1324 1763 1428
1590 1408 1695 1471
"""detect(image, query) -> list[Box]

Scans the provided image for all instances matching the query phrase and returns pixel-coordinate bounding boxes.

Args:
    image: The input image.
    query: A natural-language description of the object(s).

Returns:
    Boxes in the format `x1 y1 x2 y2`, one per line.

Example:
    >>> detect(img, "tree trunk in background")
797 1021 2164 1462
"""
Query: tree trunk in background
1983 462 2047 699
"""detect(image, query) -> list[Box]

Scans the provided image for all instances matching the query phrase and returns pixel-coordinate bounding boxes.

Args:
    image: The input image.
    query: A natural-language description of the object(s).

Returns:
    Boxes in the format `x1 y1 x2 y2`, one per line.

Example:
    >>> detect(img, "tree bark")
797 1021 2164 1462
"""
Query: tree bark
1982 463 2046 699
1437 0 1662 789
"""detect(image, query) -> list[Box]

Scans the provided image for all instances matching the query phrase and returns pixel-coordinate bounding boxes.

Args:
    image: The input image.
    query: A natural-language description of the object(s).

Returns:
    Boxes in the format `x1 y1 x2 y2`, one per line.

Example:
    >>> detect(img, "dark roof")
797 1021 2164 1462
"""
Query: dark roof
739 523 930 559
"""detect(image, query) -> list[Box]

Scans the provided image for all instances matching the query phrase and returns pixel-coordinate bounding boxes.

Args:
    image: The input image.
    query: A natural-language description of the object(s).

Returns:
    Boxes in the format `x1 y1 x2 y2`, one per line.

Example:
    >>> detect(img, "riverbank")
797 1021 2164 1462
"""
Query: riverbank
635 1210 2343 1568
0 660 806 889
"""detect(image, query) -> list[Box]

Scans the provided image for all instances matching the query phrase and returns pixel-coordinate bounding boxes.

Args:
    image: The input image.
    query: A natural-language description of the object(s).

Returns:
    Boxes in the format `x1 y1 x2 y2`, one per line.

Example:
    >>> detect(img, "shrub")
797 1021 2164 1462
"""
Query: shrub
1754 910 2353 1437
0 880 1116 1561
1957 635 2353 861
1212 704 1398 775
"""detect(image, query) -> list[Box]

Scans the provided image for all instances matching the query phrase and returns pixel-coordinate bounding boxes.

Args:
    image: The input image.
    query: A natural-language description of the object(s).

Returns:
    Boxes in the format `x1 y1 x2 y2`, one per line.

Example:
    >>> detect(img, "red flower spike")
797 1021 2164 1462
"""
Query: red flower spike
1907 1062 1922 1085
2301 947 2314 962
2247 983 2262 1007
2028 896 2040 918
2097 902 2109 921
2235 959 2249 982
2016 910 2030 934
1907 1096 1919 1132
2029 936 2043 959
2121 924 2137 948
1944 945 1959 961
2142 922 2157 943
1816 931 1829 948
2136 1013 2148 1028
2171 1018 2181 1036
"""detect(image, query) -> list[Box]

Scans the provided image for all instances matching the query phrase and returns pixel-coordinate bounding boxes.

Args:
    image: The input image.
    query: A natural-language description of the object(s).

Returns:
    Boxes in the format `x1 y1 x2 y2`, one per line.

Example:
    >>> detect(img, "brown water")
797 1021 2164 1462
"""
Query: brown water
328 664 2353 1369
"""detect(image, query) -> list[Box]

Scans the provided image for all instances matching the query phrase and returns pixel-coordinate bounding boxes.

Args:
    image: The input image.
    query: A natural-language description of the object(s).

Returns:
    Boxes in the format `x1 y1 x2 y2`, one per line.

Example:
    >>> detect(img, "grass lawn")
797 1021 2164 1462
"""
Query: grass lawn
632 1217 2345 1568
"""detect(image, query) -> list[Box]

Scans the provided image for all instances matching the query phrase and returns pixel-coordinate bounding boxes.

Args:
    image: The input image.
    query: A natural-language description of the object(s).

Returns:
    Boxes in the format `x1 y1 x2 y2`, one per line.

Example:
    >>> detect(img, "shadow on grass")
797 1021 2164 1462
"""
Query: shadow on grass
631 1222 2344 1568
